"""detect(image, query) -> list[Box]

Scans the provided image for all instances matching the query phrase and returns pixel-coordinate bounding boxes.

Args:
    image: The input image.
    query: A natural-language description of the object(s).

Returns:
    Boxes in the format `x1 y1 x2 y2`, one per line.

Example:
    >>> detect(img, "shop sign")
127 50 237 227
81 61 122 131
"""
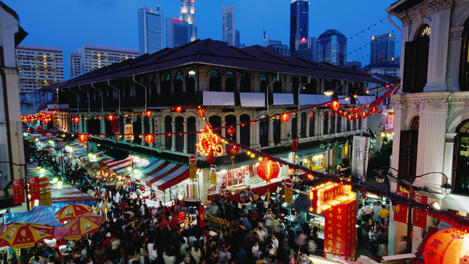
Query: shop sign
210 165 217 185
310 182 355 214
284 188 293 204
324 199 357 260
13 178 25 205
393 184 409 224
189 155 197 180
39 177 51 206
28 176 41 201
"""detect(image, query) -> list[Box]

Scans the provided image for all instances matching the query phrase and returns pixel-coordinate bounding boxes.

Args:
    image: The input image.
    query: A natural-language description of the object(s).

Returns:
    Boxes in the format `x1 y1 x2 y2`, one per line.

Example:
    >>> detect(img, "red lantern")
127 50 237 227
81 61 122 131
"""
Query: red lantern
226 144 240 158
197 108 205 117
144 134 155 144
73 117 80 124
424 228 469 264
362 112 368 118
99 134 105 138
280 113 290 124
175 106 183 113
347 115 352 120
204 124 212 132
78 134 88 143
330 100 340 112
256 160 280 182
226 125 236 137
369 106 378 115
310 112 314 119
107 115 114 121
145 110 152 118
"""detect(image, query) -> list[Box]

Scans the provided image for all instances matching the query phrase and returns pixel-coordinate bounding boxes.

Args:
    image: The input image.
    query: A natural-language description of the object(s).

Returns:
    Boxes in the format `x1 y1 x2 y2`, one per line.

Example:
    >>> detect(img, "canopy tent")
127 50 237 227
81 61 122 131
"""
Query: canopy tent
2 206 62 227
140 159 189 190
51 184 96 210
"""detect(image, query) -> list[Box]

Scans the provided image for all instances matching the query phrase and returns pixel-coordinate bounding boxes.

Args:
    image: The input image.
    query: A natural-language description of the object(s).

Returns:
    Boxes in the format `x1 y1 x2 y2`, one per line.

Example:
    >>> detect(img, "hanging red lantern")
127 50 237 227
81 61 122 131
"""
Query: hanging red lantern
310 112 314 119
144 134 155 144
226 125 236 137
330 100 340 112
347 115 353 120
256 160 280 182
362 112 368 118
73 117 80 124
226 143 240 159
99 134 105 138
280 113 290 124
107 115 114 121
369 106 378 115
197 108 205 117
424 228 469 264
204 124 212 132
78 134 88 143
145 110 152 118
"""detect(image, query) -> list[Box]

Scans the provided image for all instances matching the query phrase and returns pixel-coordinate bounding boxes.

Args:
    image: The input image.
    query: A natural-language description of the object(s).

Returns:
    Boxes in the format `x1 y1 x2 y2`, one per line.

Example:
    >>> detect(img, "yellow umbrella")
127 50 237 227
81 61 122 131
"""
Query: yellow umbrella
0 223 54 249
55 204 93 223
63 215 105 240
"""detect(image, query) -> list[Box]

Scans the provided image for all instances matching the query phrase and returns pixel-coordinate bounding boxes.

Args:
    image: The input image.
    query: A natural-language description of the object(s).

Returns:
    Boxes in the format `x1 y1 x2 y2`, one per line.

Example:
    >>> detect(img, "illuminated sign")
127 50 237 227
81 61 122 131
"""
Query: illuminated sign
172 18 183 23
299 37 307 44
309 182 355 214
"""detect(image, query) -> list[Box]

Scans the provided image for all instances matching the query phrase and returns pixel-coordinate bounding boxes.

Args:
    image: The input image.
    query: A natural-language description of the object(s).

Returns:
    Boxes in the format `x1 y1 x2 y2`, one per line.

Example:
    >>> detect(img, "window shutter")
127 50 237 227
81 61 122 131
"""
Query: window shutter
415 37 430 93
398 130 418 181
403 41 417 93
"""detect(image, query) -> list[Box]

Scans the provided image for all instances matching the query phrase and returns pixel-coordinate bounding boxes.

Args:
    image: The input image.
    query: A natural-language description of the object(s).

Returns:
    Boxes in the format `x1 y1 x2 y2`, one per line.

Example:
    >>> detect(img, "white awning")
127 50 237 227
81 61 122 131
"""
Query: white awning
203 91 235 106
240 92 265 107
357 96 375 104
273 93 294 105
299 94 330 106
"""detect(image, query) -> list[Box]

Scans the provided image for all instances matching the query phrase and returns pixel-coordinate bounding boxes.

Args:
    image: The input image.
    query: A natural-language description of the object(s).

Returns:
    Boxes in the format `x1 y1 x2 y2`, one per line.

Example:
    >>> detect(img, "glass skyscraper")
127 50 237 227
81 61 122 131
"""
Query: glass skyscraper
138 6 164 54
316 29 347 66
222 5 236 47
166 18 192 48
370 33 396 64
180 0 197 41
290 0 309 56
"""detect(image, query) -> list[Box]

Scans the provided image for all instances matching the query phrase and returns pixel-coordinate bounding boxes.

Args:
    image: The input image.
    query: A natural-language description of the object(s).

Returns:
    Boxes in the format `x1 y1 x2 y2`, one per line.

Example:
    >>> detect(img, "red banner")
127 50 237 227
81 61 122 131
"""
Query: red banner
324 200 357 260
28 176 41 201
412 193 427 229
394 184 409 223
111 119 120 133
13 178 25 205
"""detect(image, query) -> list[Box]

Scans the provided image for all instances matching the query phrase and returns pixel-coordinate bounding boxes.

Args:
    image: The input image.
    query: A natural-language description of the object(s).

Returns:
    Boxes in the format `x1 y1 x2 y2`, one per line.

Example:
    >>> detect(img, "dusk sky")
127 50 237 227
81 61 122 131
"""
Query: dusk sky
6 0 400 79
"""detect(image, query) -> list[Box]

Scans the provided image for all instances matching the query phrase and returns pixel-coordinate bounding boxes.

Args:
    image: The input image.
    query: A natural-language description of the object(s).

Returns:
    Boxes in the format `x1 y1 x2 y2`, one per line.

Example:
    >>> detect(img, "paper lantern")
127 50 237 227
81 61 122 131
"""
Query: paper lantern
280 113 290 124
197 108 205 117
107 115 114 121
369 106 378 115
330 100 340 112
424 228 469 264
226 143 240 158
144 134 154 144
256 160 280 182
145 110 152 118
78 134 88 143
73 117 80 124
226 125 236 137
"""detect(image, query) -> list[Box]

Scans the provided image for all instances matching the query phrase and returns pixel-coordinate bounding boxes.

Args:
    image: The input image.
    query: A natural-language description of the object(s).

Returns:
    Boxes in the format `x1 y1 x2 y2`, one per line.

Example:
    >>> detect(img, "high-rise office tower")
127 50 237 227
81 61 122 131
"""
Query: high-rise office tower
180 0 197 41
166 18 192 48
138 5 164 54
316 29 347 66
69 51 81 78
290 0 309 56
370 33 396 64
222 5 236 47
235 30 240 48
16 44 64 113
295 37 316 61
266 40 290 57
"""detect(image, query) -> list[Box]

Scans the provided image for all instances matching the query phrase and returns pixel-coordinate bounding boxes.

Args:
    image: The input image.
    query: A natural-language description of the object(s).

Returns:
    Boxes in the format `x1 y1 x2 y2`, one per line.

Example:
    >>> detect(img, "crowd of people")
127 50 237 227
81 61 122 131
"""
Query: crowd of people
357 200 390 258
3 140 388 263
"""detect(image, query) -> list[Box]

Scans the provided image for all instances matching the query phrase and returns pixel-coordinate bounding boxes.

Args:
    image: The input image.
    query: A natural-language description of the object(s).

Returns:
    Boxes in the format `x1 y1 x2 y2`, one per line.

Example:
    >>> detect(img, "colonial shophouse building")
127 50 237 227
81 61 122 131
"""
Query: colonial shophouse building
387 0 469 256
50 39 384 201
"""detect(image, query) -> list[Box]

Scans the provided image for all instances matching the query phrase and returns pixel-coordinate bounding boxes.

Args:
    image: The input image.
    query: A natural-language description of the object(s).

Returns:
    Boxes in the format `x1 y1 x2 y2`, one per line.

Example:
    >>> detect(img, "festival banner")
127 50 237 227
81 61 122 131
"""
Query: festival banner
393 184 409 223
39 177 52 206
28 176 41 201
351 136 370 181
412 193 427 229
324 199 357 260
13 178 25 205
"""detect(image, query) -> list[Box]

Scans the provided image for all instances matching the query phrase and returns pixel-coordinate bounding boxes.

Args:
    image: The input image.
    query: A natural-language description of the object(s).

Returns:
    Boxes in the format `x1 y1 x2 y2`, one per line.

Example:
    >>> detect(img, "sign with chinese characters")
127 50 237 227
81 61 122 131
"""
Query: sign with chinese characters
28 176 40 201
393 184 409 224
284 188 293 204
39 177 52 206
13 178 25 205
324 199 357 260
310 182 355 214
413 193 427 229
210 165 217 185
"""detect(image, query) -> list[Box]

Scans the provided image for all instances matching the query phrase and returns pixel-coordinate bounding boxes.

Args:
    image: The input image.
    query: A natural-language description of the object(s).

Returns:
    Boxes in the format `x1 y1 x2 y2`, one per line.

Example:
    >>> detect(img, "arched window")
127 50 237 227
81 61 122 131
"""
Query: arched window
240 115 250 147
240 72 251 92
336 114 342 133
330 113 336 134
273 75 282 93
461 19 469 91
209 70 222 91
209 115 221 130
403 25 430 93
161 73 171 97
175 116 184 152
453 120 469 195
186 70 196 95
225 115 237 140
273 117 281 144
259 115 269 147
133 117 142 144
187 117 197 154
260 74 268 93
165 116 172 150
174 71 183 96
225 71 236 92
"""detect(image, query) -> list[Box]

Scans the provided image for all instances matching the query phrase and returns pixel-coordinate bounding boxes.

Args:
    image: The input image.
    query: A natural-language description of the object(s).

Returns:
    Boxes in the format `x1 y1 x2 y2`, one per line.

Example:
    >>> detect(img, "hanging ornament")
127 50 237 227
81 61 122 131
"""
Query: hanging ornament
107 115 114 121
424 228 469 263
280 113 290 124
369 106 378 115
226 143 240 159
145 110 152 118
196 129 223 163
144 134 155 144
197 108 205 117
204 124 212 132
226 125 236 137
78 134 88 143
73 117 80 124
256 159 280 182
330 100 340 112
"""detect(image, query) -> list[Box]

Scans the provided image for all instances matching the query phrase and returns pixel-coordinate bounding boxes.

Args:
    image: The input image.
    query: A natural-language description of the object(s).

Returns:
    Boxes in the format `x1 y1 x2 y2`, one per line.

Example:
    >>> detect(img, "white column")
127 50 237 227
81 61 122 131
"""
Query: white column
183 120 188 153
100 117 105 135
447 27 464 91
296 113 301 139
305 111 311 138
318 111 324 136
236 123 241 144
250 118 256 148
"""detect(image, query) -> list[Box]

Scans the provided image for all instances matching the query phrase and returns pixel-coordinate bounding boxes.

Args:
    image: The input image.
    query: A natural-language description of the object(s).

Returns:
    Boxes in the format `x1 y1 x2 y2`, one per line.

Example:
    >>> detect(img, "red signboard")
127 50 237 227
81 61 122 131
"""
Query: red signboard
394 184 409 223
310 182 354 213
412 193 427 229
324 199 357 259
28 176 41 201
13 178 24 205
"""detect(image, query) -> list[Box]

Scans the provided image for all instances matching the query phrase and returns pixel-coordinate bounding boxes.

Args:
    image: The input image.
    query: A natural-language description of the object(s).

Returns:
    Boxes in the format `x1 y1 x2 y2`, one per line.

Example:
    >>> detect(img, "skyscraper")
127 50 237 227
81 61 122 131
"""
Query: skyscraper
235 30 240 48
266 40 290 57
180 0 197 41
295 37 316 61
138 5 164 54
290 0 309 56
69 51 81 78
316 29 347 66
166 18 192 48
222 5 236 47
370 33 395 64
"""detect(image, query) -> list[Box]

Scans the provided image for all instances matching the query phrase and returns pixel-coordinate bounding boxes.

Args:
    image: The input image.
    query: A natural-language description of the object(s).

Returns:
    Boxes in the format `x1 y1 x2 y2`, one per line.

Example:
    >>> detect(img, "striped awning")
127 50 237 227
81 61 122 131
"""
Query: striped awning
103 157 133 174
140 159 189 190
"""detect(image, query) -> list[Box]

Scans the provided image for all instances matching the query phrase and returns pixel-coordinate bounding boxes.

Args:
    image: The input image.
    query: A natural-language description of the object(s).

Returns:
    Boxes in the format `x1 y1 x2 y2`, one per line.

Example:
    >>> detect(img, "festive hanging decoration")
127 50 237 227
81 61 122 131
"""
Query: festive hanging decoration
226 143 240 159
256 159 280 182
145 110 152 118
424 228 469 264
196 128 223 163
144 134 155 144
107 115 114 121
78 134 88 143
73 117 80 124
330 100 340 112
280 113 290 124
197 107 205 117
226 125 236 137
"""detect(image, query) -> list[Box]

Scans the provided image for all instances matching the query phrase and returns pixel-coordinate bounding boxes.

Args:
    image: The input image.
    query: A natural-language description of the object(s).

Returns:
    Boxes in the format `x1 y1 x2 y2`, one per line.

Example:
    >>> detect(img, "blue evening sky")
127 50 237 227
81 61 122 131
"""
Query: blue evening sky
6 0 400 79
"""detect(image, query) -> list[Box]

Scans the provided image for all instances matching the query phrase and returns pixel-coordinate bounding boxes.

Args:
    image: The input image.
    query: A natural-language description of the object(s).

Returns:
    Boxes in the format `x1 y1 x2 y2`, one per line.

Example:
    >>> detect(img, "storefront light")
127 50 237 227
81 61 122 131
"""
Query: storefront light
52 177 58 183
40 168 45 175
431 202 441 210
57 181 63 188
127 167 132 172
303 158 309 163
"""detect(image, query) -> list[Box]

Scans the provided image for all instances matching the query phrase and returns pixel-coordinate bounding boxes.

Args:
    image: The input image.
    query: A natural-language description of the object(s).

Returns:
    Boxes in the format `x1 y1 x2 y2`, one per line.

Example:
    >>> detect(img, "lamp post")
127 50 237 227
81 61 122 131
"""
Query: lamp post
379 166 451 253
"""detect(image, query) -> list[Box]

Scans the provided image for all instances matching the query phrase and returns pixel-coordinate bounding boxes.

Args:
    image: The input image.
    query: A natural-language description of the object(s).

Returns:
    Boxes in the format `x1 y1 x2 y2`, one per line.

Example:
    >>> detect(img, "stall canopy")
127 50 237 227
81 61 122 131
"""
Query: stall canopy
2 206 62 227
51 184 96 210
140 159 189 190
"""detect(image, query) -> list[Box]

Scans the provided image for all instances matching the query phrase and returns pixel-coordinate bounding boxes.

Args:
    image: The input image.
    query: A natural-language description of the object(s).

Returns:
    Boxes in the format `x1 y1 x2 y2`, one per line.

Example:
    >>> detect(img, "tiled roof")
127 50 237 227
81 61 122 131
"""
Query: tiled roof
50 39 386 90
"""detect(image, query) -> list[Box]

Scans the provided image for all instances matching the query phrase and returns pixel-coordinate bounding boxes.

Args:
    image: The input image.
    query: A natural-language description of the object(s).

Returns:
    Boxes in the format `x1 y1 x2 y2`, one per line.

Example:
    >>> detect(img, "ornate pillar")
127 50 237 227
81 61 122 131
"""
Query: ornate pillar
236 122 241 144
183 120 188 153
171 118 176 152
305 111 311 138
318 111 324 136
296 113 301 139
447 27 464 91
268 118 274 146
100 116 105 135
250 116 256 148
141 116 145 146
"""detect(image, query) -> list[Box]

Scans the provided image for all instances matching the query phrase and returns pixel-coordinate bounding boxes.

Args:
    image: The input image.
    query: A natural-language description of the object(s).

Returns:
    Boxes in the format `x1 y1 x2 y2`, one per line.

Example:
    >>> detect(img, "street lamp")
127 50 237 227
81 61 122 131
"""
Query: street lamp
381 166 452 253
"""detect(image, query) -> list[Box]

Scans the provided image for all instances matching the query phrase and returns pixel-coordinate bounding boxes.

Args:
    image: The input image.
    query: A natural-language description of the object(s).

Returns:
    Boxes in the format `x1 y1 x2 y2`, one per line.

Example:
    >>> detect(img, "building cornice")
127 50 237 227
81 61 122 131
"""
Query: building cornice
394 0 453 24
